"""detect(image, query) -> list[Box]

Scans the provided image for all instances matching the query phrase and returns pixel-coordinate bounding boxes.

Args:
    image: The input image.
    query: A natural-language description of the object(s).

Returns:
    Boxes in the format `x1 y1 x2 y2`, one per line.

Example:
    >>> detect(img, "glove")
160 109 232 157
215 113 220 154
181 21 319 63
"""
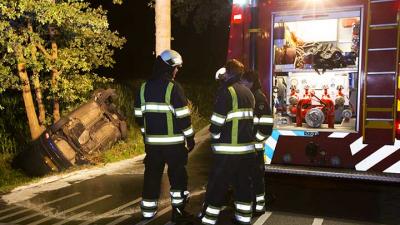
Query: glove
186 137 195 152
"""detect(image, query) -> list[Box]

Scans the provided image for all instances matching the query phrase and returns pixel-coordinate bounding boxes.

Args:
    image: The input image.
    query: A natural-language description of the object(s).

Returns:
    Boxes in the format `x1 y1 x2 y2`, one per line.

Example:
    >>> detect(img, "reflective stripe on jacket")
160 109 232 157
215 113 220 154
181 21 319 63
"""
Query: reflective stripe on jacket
252 89 273 151
134 78 194 145
209 77 256 154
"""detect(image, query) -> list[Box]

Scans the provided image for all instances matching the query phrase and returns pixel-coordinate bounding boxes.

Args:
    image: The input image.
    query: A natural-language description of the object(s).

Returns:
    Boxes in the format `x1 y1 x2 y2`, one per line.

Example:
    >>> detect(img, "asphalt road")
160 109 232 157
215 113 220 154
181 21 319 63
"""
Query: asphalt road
0 128 399 225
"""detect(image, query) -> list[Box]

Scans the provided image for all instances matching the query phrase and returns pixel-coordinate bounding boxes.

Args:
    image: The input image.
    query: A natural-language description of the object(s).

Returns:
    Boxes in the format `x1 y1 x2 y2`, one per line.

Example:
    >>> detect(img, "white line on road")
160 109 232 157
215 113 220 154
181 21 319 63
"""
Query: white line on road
0 192 80 221
0 206 19 214
107 190 206 225
136 206 172 225
312 218 324 225
78 197 142 225
253 211 272 225
106 215 131 225
0 207 31 220
39 192 81 206
27 194 112 225
53 211 91 225
9 209 52 224
10 193 81 224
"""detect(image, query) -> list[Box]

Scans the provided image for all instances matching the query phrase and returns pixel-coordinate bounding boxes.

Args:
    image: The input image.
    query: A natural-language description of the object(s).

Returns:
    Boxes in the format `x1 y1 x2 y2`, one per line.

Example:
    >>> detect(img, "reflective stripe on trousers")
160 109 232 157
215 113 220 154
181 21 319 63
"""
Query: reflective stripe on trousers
141 199 158 218
255 193 265 212
170 190 189 207
234 201 252 224
201 205 221 225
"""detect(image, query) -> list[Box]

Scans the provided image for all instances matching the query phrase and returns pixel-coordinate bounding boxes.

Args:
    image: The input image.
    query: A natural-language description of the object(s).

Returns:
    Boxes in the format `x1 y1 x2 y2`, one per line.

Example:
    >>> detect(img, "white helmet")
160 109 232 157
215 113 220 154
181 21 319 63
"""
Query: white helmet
160 50 183 67
215 67 226 81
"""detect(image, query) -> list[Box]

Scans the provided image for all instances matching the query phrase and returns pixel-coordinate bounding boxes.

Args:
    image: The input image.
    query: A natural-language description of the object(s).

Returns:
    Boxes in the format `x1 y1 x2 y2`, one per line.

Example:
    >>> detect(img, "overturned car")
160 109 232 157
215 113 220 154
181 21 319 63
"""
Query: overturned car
16 89 128 176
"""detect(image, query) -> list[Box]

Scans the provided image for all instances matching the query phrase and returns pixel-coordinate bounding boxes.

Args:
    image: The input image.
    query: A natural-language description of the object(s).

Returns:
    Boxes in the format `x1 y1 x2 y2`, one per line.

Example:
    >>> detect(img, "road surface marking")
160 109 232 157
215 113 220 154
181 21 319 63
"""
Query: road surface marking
312 218 324 225
133 206 172 225
78 197 142 225
0 206 19 214
253 211 272 225
53 211 90 225
0 192 80 221
9 209 52 224
27 195 112 225
106 215 131 225
0 207 32 220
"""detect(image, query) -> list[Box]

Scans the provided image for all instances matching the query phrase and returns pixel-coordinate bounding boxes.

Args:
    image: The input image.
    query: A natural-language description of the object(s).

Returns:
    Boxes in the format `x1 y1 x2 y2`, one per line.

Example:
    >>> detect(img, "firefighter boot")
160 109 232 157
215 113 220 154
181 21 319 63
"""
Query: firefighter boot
171 207 196 224
171 194 194 224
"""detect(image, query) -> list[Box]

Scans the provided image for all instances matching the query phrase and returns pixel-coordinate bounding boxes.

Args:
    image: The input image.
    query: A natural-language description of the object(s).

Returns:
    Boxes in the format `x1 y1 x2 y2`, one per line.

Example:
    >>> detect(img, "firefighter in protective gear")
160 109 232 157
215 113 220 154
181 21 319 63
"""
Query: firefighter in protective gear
199 59 256 225
134 50 195 223
241 70 273 216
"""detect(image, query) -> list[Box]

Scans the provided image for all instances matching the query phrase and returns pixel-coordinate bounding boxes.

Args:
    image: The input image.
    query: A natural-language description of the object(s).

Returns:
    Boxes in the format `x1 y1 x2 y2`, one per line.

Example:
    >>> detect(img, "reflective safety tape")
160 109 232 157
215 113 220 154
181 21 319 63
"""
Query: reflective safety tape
142 211 156 218
259 116 274 124
235 214 251 223
212 144 255 154
211 113 226 125
256 194 265 202
175 107 190 118
171 198 184 205
256 204 265 211
202 216 217 225
141 103 173 113
142 200 157 208
235 202 252 212
253 117 259 124
226 110 253 121
211 133 221 139
183 127 194 137
255 143 264 149
134 108 143 117
205 206 221 216
170 191 182 198
145 135 185 144
256 131 267 141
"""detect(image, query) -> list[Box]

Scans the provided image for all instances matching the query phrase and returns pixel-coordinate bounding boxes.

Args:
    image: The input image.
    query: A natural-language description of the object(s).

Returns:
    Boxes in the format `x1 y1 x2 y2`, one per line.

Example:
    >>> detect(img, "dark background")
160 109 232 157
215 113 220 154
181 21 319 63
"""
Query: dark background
90 0 231 83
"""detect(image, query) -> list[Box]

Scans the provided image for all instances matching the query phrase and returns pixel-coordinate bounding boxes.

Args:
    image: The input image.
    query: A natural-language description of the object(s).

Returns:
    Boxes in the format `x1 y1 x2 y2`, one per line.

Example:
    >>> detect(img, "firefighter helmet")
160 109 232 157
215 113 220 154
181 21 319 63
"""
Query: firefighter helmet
215 67 227 80
160 50 183 67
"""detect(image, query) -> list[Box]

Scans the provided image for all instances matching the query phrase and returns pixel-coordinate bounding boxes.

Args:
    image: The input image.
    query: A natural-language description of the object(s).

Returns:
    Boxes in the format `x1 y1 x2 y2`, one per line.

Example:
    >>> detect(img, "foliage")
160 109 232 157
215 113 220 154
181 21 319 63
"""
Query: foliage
0 0 125 114
0 92 30 154
0 154 37 194
172 0 231 33
146 0 231 33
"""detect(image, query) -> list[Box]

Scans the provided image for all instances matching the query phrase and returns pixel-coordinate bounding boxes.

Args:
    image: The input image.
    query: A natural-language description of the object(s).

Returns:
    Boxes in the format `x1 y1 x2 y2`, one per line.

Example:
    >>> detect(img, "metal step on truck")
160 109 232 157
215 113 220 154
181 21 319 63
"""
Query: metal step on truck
227 0 400 182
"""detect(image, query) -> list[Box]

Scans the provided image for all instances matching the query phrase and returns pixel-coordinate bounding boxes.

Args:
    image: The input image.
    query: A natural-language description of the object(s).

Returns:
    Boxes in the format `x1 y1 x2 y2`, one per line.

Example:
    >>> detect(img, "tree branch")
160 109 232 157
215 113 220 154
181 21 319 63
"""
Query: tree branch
36 43 53 60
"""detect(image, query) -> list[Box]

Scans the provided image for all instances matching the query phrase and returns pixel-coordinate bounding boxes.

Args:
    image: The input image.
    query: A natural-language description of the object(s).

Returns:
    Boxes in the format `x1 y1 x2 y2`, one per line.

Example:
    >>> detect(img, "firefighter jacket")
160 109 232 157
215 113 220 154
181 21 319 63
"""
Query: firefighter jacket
253 89 273 151
209 76 256 155
134 77 194 146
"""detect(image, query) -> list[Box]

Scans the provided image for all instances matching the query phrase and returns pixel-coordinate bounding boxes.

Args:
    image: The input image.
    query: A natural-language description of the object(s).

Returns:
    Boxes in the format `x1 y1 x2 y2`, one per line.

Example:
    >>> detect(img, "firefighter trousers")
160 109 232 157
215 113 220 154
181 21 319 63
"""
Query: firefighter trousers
201 153 256 225
141 144 189 218
252 150 266 213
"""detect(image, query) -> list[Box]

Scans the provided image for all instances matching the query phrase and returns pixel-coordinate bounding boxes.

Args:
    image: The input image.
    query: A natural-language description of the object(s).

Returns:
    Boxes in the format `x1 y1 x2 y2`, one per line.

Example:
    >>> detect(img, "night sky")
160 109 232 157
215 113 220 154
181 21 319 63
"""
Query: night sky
90 1 231 83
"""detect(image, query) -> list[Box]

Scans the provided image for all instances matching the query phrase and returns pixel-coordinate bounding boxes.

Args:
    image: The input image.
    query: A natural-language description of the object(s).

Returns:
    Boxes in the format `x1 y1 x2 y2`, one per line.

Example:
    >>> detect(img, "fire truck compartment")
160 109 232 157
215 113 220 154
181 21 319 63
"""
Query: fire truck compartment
271 8 362 132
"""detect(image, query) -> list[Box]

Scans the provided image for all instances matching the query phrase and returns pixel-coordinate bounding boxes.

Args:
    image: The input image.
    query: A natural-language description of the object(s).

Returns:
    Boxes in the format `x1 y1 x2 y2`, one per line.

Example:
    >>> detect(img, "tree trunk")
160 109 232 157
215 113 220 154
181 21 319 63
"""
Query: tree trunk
30 36 46 125
16 49 44 140
32 73 46 125
48 0 61 123
50 29 60 123
155 0 171 55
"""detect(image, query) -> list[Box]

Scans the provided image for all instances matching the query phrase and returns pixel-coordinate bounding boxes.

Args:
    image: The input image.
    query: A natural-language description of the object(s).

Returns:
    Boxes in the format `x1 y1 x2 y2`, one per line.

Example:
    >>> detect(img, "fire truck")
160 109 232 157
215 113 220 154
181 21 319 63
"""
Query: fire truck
227 0 400 181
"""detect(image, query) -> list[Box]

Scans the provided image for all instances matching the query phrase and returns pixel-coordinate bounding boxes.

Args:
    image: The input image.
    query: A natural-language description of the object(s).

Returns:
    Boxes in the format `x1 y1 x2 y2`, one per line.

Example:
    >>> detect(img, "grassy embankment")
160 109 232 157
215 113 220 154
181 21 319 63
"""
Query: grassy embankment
0 79 214 193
